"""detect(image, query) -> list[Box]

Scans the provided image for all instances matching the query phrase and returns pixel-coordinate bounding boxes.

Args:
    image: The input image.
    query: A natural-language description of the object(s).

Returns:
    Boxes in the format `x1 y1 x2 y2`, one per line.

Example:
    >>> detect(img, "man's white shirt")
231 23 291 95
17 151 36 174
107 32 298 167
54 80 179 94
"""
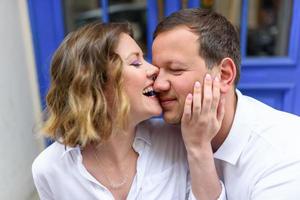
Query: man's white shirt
214 90 300 199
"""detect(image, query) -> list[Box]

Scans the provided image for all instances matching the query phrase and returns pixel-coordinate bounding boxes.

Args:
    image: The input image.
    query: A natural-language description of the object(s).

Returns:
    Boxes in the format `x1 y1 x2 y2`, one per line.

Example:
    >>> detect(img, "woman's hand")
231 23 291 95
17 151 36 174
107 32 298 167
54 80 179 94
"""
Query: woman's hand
181 73 225 153
181 74 226 200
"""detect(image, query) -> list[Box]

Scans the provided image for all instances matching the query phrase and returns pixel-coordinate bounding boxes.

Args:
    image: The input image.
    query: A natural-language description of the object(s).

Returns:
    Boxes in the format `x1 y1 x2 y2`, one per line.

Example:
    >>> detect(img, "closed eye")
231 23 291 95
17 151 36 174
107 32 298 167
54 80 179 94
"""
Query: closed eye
131 60 142 67
170 69 184 75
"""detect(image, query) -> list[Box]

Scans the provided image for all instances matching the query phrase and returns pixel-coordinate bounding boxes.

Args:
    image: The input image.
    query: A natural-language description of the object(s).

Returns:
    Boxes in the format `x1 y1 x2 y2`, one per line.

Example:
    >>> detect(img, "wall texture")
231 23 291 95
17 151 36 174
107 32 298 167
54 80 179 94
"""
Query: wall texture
0 0 43 199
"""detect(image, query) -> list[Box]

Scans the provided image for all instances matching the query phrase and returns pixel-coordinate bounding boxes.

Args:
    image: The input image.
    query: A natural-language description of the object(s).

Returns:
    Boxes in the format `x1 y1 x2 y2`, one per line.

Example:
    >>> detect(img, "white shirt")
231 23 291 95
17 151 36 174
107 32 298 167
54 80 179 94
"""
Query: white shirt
214 90 300 199
33 119 190 200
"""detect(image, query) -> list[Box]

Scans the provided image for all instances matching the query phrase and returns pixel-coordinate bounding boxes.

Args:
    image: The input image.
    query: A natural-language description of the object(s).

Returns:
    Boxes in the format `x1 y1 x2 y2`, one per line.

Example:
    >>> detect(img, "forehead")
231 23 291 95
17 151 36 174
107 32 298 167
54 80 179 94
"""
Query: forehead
154 26 198 46
152 27 200 65
115 33 141 58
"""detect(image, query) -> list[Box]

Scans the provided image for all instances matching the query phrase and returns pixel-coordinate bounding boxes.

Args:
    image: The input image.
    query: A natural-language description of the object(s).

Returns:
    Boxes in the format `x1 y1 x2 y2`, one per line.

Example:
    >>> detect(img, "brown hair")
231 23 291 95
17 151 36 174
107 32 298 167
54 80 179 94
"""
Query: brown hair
154 8 241 85
42 22 133 147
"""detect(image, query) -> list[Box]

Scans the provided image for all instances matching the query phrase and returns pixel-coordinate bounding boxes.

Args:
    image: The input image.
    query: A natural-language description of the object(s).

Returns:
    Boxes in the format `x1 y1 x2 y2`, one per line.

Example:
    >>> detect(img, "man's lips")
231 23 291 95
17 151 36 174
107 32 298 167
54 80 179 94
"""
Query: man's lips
159 97 177 107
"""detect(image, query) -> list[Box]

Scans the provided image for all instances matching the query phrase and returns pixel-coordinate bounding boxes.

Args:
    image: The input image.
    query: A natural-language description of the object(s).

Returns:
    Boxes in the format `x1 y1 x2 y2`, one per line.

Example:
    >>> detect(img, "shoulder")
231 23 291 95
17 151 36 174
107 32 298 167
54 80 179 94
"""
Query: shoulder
242 93 300 124
32 142 66 178
257 111 300 155
244 95 300 155
236 97 300 183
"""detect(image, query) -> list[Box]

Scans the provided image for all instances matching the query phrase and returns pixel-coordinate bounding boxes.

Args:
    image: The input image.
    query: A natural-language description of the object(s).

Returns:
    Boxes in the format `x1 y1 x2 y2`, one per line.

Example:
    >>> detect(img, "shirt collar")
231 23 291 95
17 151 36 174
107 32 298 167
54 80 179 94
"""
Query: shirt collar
60 122 152 159
61 144 80 158
133 121 152 154
134 121 151 145
214 89 253 165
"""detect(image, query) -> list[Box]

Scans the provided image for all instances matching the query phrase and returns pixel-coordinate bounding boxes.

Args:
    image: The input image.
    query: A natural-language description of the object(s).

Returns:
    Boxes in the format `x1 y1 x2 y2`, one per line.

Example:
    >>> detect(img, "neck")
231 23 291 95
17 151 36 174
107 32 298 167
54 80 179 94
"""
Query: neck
86 122 137 166
81 121 139 195
212 89 237 152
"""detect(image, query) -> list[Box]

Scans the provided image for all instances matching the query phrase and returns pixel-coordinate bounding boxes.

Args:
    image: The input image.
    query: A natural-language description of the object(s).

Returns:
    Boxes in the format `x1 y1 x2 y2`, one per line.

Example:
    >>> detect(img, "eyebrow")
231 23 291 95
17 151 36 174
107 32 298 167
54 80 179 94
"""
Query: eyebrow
167 60 189 68
125 52 141 61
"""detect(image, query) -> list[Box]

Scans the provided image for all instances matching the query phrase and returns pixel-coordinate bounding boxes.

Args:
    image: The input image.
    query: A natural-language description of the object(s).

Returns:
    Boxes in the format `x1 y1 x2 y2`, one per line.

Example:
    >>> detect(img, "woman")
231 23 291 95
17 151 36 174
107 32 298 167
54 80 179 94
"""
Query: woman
32 22 223 200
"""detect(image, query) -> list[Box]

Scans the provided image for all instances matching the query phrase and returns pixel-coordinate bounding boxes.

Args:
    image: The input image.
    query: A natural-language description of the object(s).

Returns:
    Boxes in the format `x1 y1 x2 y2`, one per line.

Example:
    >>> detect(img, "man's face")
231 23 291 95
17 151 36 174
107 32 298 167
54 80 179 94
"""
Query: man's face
152 26 210 124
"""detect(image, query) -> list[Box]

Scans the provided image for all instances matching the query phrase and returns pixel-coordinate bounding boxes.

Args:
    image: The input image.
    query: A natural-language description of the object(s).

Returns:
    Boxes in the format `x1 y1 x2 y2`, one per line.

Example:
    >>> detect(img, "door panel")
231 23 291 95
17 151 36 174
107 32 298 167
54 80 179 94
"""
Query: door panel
239 0 300 115
28 0 300 116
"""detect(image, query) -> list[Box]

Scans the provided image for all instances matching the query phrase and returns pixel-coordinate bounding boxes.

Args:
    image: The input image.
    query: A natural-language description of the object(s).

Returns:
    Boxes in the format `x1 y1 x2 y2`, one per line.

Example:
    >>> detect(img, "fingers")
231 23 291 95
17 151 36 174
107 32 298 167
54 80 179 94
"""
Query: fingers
183 74 222 123
211 76 221 114
181 74 223 145
182 93 193 123
192 81 202 118
201 74 213 115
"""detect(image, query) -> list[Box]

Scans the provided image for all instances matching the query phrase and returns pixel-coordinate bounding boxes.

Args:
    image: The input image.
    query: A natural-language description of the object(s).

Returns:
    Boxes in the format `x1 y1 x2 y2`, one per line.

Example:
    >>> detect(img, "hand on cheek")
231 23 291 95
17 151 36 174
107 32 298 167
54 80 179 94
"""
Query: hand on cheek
181 74 225 152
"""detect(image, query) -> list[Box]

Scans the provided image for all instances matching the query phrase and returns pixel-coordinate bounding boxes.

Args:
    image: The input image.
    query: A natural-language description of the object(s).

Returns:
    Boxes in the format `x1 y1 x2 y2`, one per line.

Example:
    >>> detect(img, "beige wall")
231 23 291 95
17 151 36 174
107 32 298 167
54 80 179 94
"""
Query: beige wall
0 0 43 199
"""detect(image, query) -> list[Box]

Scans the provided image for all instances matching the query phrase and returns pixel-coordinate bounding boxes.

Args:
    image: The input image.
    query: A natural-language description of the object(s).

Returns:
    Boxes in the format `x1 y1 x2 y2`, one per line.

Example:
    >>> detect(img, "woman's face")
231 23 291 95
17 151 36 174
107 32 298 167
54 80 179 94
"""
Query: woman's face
115 33 162 122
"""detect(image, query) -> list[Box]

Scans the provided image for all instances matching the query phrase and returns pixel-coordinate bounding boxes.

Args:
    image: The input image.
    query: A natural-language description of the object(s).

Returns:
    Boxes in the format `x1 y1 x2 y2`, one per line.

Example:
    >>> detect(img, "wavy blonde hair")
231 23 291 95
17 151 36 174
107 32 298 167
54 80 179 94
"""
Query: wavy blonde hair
42 22 133 147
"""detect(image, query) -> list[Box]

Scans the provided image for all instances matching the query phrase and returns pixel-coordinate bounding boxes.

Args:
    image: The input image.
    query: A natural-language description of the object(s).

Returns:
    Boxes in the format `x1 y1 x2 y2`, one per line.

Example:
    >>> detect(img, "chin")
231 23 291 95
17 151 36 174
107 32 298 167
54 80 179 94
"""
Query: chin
149 108 163 117
163 112 181 124
139 108 162 122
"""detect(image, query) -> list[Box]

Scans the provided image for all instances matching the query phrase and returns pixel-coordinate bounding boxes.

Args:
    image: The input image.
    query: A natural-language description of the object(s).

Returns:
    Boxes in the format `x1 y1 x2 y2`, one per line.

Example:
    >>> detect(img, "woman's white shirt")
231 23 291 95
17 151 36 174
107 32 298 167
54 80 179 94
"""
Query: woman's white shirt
32 119 191 200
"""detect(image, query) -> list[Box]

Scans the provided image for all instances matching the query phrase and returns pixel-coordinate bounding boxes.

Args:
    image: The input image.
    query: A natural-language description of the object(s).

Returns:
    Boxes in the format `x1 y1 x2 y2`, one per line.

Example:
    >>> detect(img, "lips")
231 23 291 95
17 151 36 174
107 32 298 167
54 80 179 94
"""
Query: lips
159 97 177 107
142 83 157 97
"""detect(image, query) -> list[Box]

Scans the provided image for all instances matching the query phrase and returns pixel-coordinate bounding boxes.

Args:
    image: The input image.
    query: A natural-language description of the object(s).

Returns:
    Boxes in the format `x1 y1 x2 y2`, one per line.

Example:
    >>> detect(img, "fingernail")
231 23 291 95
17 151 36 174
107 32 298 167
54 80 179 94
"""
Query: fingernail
195 81 201 88
187 93 193 100
205 74 211 80
215 76 220 82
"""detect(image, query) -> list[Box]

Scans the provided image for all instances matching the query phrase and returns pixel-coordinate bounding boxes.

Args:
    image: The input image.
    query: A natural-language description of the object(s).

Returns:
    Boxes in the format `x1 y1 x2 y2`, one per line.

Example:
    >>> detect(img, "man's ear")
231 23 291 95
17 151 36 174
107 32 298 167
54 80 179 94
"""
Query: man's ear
219 57 236 93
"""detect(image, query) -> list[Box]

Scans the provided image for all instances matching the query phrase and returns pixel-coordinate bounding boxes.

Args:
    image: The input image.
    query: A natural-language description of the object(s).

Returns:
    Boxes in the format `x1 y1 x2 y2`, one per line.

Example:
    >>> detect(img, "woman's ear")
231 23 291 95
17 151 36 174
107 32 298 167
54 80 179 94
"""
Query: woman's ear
219 57 236 94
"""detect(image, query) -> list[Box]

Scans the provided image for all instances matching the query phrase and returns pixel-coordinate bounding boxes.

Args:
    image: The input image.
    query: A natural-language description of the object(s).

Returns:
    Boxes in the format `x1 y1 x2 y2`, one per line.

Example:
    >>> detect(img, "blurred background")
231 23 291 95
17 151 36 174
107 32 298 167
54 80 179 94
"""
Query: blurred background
1 0 299 199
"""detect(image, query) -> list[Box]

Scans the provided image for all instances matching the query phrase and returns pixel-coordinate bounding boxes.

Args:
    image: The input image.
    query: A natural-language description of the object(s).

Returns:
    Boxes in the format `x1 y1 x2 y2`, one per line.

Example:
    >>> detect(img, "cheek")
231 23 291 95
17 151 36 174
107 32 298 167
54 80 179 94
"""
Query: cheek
122 70 144 92
124 81 139 97
171 75 197 100
123 77 146 106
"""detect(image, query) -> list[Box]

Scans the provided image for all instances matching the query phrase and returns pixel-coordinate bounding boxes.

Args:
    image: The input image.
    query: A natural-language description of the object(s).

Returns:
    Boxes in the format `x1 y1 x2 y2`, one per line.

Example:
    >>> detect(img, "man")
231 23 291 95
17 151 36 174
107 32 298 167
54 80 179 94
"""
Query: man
153 8 300 199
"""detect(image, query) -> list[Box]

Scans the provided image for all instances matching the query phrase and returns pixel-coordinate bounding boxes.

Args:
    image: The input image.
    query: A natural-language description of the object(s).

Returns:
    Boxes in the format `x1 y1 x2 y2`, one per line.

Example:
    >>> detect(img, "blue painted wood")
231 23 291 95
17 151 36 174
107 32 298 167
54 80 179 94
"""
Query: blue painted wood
239 83 294 90
283 88 295 113
27 0 65 146
164 0 181 16
239 0 300 116
239 83 295 113
188 0 200 8
239 88 286 111
288 0 300 62
52 1 65 41
240 0 248 58
146 0 158 60
293 3 300 115
100 0 109 22
242 57 296 67
27 0 65 108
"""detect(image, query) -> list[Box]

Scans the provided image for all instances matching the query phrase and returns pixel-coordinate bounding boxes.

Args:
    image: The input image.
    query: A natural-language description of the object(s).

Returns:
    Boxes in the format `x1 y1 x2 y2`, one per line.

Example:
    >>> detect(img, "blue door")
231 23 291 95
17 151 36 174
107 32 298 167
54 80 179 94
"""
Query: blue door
28 0 300 116
238 0 300 116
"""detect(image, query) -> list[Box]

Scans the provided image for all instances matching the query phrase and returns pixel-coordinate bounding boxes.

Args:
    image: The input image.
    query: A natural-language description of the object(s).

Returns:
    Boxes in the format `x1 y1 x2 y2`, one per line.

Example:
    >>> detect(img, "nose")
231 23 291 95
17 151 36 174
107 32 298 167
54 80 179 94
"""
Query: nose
153 68 170 93
146 62 159 80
